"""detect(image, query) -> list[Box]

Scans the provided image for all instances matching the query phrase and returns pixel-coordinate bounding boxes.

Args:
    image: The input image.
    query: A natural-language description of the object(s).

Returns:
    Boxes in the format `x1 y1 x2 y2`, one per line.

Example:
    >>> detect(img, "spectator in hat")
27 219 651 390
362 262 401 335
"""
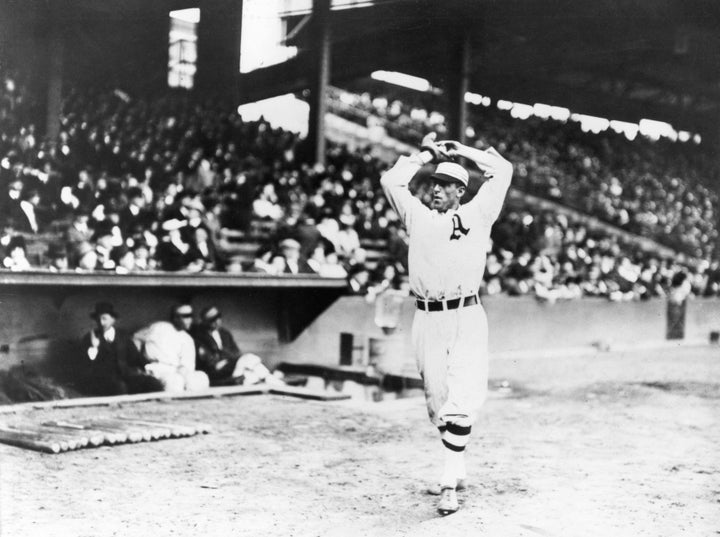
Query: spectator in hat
188 225 220 271
2 179 25 228
336 213 361 260
155 218 203 272
346 264 371 295
111 245 136 274
0 219 17 251
74 241 99 271
308 238 347 278
279 238 316 275
80 302 163 396
131 241 154 271
190 306 283 386
120 186 153 235
64 209 94 264
92 227 118 271
46 241 69 272
2 235 30 271
15 187 44 234
133 302 209 392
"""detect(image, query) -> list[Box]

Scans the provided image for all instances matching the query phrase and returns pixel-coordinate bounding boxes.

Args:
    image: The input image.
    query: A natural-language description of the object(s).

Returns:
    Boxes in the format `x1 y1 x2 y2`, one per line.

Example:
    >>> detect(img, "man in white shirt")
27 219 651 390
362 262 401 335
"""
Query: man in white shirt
380 133 513 515
134 303 209 392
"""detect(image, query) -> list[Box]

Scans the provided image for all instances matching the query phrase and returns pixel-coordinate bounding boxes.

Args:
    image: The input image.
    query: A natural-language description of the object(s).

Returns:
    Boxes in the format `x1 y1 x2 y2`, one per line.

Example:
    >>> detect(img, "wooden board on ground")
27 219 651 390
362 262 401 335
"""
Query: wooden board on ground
269 385 352 401
0 416 211 454
0 380 348 415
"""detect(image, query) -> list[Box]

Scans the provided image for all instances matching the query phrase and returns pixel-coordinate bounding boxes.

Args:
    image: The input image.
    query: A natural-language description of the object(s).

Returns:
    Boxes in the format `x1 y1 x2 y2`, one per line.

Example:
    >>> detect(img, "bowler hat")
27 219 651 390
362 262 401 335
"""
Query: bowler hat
90 302 118 319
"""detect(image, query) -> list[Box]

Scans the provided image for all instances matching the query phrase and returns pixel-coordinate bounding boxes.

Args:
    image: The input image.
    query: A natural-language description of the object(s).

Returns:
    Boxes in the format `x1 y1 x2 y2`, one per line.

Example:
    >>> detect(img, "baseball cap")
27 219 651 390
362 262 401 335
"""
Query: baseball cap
430 162 469 187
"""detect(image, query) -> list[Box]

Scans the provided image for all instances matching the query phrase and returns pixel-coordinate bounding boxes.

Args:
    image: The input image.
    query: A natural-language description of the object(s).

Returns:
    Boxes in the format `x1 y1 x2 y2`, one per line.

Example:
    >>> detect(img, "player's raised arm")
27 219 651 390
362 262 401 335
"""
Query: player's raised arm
380 132 447 227
439 141 513 224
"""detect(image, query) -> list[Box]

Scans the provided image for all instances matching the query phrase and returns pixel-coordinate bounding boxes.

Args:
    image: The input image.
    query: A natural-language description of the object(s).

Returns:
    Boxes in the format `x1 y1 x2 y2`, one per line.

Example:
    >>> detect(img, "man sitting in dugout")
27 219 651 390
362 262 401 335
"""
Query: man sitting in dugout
133 302 210 392
81 302 164 396
190 306 284 387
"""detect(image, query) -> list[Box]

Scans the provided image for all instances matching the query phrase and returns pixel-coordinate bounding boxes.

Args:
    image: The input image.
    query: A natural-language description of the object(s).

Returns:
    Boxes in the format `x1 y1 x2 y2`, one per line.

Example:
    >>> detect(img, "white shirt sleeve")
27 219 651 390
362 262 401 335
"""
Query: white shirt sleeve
467 166 512 226
380 155 427 231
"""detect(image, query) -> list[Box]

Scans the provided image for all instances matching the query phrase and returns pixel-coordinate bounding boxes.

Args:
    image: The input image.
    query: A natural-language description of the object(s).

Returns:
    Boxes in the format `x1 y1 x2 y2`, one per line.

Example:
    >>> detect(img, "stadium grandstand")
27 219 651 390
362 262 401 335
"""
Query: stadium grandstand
0 0 718 387
2 2 720 535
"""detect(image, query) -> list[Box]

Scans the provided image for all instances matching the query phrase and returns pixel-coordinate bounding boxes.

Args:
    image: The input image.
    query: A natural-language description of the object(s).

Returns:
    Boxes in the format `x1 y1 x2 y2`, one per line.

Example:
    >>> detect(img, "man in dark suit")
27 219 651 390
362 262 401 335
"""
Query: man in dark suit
190 306 282 386
81 302 163 396
155 218 203 272
279 238 316 275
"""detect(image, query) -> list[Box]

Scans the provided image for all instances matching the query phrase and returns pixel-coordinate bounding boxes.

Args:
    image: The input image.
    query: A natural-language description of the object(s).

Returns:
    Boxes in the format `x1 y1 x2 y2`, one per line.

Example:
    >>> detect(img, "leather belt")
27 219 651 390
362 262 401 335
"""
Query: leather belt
416 294 479 312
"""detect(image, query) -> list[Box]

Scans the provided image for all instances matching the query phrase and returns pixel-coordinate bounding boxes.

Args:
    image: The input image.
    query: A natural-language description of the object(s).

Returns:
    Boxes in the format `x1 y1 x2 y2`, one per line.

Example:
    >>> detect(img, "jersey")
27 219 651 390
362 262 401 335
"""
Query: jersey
380 155 510 301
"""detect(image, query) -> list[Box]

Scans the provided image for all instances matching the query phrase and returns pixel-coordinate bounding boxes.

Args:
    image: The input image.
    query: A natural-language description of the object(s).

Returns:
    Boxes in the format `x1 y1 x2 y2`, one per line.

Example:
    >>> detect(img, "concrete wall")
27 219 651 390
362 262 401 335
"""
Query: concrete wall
278 296 720 374
2 283 718 378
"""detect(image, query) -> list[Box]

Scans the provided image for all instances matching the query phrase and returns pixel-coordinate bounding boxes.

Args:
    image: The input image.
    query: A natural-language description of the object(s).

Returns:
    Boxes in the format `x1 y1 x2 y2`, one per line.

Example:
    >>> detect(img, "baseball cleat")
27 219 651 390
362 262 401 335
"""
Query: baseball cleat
437 487 459 516
426 478 467 496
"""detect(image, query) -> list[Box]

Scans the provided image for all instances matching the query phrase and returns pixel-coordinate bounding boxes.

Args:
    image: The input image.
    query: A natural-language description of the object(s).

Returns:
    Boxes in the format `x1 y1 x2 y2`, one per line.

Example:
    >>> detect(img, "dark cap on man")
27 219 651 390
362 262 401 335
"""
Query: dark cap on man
200 306 221 323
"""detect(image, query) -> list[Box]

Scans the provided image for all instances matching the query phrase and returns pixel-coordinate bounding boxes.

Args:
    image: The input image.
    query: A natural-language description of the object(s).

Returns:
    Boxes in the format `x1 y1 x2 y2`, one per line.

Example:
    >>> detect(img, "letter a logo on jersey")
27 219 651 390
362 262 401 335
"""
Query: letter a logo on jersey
449 214 470 240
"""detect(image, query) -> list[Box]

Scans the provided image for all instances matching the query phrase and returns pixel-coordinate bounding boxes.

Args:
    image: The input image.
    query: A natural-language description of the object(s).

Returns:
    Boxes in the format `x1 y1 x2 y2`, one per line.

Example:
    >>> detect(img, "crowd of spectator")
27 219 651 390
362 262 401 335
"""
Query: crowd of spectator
1 66 719 301
328 85 720 261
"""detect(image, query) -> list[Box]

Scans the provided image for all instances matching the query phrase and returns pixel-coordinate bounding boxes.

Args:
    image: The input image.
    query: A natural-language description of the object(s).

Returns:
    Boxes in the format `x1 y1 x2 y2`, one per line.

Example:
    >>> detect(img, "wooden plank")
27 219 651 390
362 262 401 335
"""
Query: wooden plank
118 416 212 435
277 363 380 385
0 427 64 453
2 426 74 451
28 392 171 411
70 423 128 444
167 384 270 400
116 417 201 438
81 419 152 443
114 419 171 441
42 421 105 447
0 385 268 414
0 272 346 289
269 385 351 401
13 424 89 449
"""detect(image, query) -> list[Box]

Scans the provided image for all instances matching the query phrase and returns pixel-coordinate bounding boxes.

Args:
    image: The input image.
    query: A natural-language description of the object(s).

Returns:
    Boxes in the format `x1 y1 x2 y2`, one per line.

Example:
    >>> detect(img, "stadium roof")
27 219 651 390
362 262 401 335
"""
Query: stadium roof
243 0 720 135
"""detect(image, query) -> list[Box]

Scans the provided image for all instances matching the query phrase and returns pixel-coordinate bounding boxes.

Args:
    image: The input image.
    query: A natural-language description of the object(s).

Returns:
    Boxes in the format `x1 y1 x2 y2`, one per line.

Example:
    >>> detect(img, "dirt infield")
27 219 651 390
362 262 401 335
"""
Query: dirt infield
1 344 719 537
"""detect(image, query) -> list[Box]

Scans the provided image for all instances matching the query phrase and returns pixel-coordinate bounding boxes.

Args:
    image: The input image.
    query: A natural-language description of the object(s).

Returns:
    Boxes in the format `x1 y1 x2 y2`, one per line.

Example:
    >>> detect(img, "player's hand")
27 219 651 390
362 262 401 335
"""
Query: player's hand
89 329 100 348
435 140 461 159
478 147 513 180
448 144 512 180
420 132 450 162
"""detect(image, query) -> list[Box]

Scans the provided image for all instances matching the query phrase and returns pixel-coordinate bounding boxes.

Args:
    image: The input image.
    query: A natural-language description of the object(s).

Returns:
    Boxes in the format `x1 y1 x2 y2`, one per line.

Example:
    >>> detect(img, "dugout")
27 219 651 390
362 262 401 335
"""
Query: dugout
0 272 346 380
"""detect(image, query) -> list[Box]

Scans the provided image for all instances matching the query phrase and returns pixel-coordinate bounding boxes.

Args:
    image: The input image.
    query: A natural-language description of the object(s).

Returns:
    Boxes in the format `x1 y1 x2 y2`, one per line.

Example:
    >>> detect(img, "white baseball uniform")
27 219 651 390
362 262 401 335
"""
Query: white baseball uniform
380 153 511 426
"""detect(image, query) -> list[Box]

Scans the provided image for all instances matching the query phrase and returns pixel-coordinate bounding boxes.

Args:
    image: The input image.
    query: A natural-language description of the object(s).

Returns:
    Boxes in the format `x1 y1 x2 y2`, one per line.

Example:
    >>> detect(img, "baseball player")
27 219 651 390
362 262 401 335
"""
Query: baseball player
380 133 513 515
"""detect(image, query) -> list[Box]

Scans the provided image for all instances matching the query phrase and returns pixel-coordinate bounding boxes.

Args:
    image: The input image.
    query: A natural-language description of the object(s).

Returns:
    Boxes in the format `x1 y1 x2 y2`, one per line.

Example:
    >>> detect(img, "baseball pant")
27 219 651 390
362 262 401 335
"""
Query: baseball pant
145 363 210 392
411 303 489 427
